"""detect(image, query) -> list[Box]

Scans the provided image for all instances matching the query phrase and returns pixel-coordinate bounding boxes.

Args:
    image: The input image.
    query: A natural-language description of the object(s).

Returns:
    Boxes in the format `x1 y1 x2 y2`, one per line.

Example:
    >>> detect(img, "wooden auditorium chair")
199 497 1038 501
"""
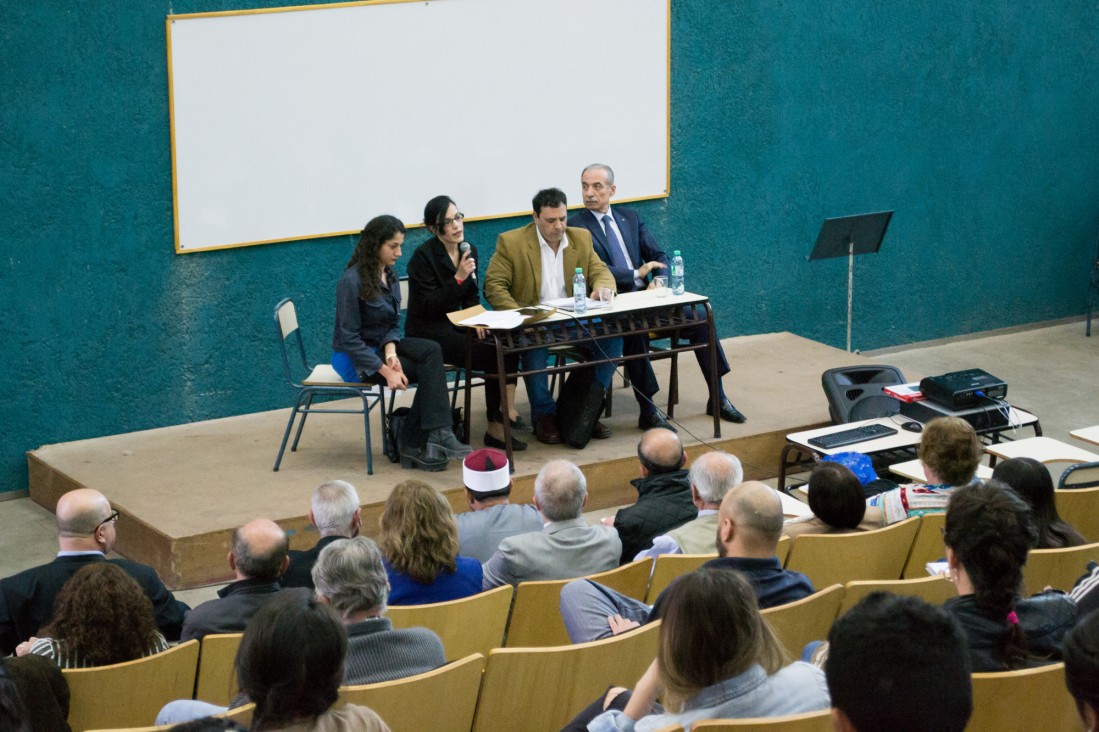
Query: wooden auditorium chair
645 537 790 603
387 584 513 660
967 663 1078 731
759 584 844 658
193 632 244 707
669 709 834 730
900 512 947 579
1054 484 1099 542
837 575 956 616
1023 541 1099 594
784 517 920 588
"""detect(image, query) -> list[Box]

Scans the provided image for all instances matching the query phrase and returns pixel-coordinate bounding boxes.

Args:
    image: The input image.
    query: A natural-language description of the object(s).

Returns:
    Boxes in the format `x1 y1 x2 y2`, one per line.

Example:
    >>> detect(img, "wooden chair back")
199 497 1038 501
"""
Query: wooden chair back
901 512 947 578
838 575 956 616
194 632 243 706
337 653 485 732
967 663 1078 731
1055 485 1099 542
646 553 715 603
387 585 513 660
63 640 200 732
691 709 834 730
1023 541 1099 594
85 705 253 732
473 621 661 732
760 584 845 658
505 558 652 648
785 517 920 588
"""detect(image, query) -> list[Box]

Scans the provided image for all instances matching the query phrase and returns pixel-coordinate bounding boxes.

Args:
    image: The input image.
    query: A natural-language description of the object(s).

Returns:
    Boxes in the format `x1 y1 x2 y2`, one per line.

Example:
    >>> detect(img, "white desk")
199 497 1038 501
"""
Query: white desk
1070 425 1099 448
889 459 994 483
984 436 1099 465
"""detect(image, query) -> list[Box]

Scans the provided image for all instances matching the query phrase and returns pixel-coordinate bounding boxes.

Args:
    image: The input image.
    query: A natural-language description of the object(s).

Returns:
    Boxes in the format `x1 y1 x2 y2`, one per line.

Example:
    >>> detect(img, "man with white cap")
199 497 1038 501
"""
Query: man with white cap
454 448 542 564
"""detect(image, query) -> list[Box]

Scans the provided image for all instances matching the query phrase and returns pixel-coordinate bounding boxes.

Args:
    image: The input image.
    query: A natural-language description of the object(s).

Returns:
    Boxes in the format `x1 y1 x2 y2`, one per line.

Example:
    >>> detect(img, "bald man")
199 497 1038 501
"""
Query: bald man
559 480 814 643
0 488 189 655
181 518 306 642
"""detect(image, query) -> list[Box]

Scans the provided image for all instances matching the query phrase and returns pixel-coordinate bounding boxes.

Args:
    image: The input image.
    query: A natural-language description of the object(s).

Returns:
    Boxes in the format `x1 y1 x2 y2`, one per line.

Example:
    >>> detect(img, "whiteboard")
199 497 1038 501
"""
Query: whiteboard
167 0 670 253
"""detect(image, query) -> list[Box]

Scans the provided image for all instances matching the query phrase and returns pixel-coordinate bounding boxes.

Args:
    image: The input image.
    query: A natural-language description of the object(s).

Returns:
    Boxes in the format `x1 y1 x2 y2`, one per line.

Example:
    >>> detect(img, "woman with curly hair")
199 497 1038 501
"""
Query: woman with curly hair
331 214 470 471
378 480 481 605
992 456 1088 547
943 480 1077 672
19 562 168 668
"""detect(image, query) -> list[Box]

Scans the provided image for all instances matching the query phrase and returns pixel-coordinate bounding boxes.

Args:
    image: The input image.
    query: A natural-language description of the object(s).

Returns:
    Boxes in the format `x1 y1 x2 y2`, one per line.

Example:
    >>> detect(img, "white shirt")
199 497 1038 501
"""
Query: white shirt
537 226 570 304
597 207 645 289
634 508 718 560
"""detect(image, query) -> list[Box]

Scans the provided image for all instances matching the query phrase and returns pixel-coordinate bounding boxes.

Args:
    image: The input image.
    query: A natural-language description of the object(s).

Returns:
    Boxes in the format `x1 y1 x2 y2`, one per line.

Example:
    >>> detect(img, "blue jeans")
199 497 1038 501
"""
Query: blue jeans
522 334 623 419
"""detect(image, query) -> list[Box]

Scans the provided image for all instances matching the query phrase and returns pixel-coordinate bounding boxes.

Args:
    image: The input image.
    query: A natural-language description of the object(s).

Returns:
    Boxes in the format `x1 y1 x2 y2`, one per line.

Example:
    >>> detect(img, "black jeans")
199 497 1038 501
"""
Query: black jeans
369 337 450 448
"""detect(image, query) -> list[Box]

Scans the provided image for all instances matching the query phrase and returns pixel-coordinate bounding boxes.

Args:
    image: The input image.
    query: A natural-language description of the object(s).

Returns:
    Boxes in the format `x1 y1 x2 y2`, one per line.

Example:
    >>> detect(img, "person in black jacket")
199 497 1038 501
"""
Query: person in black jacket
405 195 525 450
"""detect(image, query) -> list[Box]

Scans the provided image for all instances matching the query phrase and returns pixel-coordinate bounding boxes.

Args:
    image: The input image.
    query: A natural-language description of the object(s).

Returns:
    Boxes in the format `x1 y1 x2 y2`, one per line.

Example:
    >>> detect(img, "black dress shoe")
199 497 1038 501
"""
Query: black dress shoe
707 398 747 423
638 412 676 432
510 416 533 433
534 415 563 445
592 420 613 439
484 431 528 451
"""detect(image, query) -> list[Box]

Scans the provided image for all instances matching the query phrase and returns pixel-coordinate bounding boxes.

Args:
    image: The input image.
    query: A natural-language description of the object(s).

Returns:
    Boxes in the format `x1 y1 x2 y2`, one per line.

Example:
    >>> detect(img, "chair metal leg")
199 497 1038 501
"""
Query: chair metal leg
290 392 315 452
273 394 307 471
361 394 374 475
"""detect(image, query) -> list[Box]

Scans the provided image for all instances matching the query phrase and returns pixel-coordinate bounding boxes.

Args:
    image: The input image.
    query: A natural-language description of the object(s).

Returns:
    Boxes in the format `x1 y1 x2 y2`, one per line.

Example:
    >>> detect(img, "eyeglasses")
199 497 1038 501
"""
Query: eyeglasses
442 213 465 228
97 510 120 530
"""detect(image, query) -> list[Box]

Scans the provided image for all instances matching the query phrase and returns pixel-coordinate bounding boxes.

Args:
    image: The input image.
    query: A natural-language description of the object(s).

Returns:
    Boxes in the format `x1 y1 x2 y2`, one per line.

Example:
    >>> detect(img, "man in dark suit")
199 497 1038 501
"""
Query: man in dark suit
568 163 746 426
281 479 362 591
0 488 189 656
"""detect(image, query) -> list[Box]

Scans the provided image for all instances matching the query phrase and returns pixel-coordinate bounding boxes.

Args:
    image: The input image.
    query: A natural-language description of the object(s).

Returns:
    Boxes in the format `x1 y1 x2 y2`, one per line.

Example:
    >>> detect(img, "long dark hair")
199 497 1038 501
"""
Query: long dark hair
944 480 1038 670
346 214 405 301
1064 610 1099 726
235 593 346 730
0 660 30 732
992 457 1087 548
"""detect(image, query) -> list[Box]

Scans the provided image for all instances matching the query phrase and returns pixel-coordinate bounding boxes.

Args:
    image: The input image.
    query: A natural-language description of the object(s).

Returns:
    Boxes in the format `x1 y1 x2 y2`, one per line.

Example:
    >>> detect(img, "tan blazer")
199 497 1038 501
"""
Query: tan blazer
483 222 615 310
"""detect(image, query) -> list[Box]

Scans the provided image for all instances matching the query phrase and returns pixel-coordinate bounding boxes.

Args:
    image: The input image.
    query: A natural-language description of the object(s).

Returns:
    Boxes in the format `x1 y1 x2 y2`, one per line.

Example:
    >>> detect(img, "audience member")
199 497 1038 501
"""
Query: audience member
0 488 188 656
992 457 1088 547
483 187 623 445
1 654 70 732
1071 561 1099 618
235 594 390 731
560 480 813 643
379 481 482 604
942 480 1077 671
635 451 742 559
282 480 362 590
0 658 31 732
602 429 697 563
1064 609 1099 732
454 449 541 564
826 592 972 732
867 417 982 525
182 519 304 642
568 163 745 426
16 563 168 668
481 461 621 589
782 462 876 539
565 569 828 731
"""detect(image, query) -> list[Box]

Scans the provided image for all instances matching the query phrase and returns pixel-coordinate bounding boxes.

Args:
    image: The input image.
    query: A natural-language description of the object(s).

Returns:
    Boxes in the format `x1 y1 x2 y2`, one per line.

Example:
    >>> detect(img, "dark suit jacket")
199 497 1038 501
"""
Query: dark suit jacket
404 236 481 341
282 535 346 591
0 554 189 655
568 207 668 293
181 579 307 642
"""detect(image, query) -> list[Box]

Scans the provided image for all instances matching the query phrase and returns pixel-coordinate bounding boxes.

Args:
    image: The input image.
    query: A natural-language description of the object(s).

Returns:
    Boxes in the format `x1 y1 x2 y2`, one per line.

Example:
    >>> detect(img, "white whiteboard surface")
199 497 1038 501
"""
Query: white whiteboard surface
167 0 669 253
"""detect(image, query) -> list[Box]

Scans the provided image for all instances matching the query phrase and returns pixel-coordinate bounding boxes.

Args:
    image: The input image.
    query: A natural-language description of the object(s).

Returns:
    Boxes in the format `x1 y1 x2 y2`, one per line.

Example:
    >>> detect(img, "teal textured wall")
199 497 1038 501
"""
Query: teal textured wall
2 1 1097 492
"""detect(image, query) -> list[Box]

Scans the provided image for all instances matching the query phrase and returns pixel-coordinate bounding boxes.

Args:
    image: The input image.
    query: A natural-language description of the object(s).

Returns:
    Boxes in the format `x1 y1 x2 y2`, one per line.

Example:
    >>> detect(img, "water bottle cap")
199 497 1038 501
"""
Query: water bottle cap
575 267 583 273
673 250 681 256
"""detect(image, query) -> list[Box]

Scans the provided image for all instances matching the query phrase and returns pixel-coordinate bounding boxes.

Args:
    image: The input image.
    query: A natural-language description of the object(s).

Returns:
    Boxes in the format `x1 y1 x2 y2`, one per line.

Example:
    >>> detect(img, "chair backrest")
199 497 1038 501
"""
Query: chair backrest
274 297 308 382
1059 461 1099 490
505 558 653 648
63 640 200 732
968 663 1078 732
399 275 409 311
1023 541 1099 594
1054 485 1099 542
901 512 947 578
387 585 513 660
473 621 661 732
337 653 485 732
691 709 834 730
838 575 957 616
776 535 791 566
760 584 845 658
646 554 716 603
821 365 905 424
194 632 244 706
785 517 920 588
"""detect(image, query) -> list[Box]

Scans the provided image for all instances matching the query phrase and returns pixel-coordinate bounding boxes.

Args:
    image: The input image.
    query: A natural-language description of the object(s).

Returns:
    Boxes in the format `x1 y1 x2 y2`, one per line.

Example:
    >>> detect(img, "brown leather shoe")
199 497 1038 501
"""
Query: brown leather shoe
592 420 613 439
534 414 562 445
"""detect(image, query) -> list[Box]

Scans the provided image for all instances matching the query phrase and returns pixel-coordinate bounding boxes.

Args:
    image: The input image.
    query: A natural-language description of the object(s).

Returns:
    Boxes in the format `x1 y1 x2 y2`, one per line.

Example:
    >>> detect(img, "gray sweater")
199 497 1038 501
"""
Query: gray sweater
344 616 446 685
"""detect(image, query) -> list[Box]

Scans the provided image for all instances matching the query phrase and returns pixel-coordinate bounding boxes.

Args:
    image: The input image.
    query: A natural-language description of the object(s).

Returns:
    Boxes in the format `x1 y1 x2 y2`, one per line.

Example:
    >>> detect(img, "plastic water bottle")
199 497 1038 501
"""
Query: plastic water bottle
573 268 587 314
670 250 685 295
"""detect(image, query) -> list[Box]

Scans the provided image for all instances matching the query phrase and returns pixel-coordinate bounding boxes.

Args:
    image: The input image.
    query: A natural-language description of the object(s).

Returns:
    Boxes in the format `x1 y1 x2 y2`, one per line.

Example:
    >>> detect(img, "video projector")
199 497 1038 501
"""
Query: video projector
918 368 1007 411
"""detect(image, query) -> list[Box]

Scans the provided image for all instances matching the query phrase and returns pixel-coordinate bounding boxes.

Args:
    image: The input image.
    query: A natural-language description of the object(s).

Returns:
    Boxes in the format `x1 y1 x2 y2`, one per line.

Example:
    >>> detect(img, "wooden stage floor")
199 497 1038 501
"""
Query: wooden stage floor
27 332 876 589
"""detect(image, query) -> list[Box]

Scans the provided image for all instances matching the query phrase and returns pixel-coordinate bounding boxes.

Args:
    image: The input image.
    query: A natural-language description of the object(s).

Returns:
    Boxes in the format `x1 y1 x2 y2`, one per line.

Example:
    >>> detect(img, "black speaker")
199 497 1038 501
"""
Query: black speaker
821 365 906 424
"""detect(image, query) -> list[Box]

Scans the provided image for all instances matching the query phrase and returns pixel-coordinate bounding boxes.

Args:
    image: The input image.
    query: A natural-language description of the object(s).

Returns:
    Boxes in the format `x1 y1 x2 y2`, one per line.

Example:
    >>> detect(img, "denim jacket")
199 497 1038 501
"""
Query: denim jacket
332 266 401 378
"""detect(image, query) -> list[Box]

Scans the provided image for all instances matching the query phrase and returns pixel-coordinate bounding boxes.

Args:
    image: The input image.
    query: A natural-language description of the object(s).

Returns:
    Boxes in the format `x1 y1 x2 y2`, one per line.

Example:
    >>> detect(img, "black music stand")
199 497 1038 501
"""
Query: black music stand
810 210 893 352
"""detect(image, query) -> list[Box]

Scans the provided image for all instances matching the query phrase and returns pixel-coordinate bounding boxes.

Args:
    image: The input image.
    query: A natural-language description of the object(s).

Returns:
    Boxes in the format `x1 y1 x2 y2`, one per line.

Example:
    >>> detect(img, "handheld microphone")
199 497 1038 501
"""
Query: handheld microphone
459 242 475 280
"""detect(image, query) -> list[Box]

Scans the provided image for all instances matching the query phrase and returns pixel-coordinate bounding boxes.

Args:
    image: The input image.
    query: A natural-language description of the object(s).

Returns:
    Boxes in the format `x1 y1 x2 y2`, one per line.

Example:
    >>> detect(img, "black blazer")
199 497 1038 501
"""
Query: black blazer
404 236 481 341
282 534 347 591
0 554 190 655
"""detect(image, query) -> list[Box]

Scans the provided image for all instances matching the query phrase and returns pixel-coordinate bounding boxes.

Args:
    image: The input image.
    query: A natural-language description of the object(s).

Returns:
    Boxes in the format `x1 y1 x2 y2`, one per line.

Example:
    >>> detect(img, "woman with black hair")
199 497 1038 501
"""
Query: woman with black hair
405 196 526 450
332 214 471 470
942 480 1077 672
1064 609 1099 732
992 457 1088 547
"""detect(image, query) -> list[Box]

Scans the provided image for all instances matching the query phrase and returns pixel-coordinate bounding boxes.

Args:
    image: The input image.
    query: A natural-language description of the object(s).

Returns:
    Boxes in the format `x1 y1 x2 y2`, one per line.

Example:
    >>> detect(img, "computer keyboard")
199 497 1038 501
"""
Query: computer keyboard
807 423 899 450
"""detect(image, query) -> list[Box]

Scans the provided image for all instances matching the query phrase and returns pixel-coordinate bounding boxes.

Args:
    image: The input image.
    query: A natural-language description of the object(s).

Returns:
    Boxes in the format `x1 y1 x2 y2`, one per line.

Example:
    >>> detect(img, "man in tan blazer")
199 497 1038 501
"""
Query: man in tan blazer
484 188 622 444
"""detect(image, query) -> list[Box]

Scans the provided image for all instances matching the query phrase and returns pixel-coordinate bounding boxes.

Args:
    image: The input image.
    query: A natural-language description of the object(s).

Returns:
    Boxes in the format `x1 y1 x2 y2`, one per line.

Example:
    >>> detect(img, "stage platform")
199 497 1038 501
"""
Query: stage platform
27 332 882 589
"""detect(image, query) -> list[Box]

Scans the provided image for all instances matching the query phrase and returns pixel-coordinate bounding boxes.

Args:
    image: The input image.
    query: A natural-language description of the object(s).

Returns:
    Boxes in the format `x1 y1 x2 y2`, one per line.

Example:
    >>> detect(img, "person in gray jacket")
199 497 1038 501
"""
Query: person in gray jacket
455 449 542 564
481 461 621 589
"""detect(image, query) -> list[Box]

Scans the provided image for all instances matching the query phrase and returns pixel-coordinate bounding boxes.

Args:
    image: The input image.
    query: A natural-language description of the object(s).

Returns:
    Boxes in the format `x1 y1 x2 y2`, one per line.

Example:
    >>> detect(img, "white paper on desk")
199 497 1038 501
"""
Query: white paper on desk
926 561 950 577
778 491 814 519
544 296 604 311
456 310 526 329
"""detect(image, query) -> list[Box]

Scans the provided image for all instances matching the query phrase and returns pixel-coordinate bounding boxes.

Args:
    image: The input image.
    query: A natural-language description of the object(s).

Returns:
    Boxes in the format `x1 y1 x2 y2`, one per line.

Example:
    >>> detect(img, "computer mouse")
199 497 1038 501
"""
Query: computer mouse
901 421 923 433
